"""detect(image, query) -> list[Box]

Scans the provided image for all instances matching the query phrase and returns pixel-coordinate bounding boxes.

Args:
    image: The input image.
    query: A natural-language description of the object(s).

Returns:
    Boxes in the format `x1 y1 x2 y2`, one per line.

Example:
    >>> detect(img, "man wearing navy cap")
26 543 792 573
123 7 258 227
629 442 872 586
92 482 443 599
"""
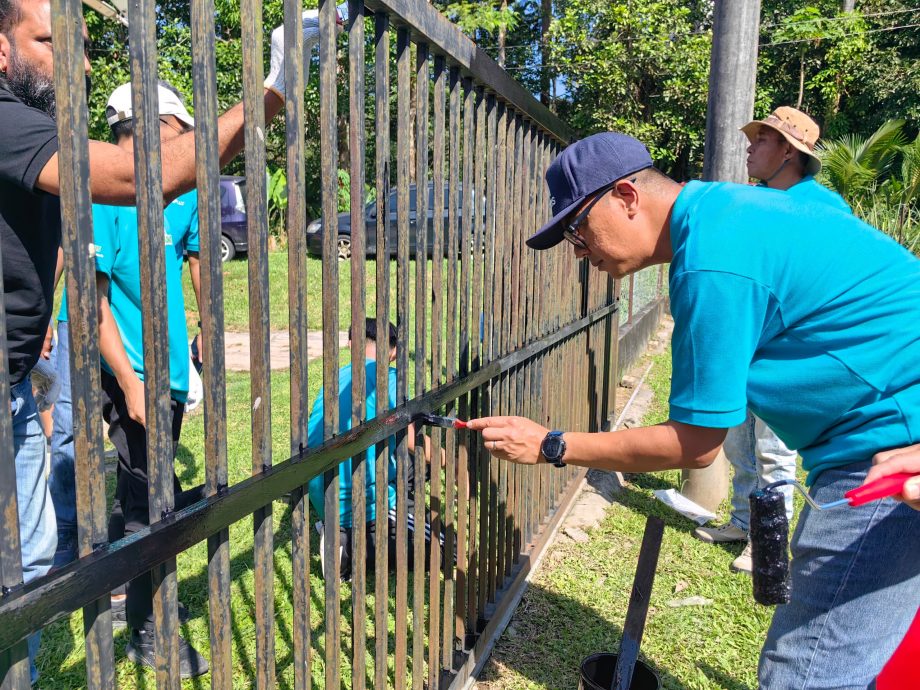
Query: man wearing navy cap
469 132 920 689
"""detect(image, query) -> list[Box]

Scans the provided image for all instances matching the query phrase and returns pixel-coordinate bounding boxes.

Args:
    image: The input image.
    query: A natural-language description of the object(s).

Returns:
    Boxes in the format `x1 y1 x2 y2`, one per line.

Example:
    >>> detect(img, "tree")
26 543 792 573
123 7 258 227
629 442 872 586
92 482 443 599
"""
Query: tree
547 0 713 179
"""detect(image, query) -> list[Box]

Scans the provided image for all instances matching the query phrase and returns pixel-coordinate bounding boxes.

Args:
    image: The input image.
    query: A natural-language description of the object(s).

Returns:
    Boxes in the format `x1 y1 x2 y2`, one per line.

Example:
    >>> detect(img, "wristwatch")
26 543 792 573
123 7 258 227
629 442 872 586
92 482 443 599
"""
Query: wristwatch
540 430 567 467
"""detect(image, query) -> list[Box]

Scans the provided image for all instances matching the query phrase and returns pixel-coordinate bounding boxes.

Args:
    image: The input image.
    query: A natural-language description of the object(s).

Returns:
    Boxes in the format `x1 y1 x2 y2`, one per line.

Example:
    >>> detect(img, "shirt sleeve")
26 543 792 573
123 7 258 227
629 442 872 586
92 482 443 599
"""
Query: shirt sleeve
185 193 200 253
91 205 118 279
306 390 326 518
668 270 781 428
0 92 59 191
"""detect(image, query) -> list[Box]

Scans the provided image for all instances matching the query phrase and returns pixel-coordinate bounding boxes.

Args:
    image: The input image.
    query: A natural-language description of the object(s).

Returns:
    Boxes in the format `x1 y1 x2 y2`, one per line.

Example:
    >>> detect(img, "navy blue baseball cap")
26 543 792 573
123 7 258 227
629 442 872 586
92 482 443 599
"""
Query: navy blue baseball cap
527 132 654 250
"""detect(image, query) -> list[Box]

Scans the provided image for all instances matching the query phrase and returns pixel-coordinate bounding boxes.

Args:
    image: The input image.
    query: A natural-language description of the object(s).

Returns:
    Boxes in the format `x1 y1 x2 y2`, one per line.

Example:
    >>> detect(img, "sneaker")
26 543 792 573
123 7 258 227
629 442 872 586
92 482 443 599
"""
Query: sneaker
112 597 191 630
693 522 748 544
126 626 209 679
730 541 753 574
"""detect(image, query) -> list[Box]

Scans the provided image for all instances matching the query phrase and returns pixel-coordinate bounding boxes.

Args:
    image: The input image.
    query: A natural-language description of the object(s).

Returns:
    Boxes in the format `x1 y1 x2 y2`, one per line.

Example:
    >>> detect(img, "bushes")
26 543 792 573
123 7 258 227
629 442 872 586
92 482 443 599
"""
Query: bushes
819 119 920 252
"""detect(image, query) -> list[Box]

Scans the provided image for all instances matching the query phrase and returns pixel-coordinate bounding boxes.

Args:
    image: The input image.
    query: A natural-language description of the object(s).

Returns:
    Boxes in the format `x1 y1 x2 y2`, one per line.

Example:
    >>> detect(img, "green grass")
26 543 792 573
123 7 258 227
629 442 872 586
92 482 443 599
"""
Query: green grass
182 253 450 336
477 346 804 690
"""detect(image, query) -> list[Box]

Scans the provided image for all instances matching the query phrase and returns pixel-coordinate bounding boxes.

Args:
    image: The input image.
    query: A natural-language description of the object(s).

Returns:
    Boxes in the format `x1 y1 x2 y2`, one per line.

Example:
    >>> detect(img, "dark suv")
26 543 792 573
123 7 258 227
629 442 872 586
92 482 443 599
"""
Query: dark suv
219 176 248 261
306 183 471 260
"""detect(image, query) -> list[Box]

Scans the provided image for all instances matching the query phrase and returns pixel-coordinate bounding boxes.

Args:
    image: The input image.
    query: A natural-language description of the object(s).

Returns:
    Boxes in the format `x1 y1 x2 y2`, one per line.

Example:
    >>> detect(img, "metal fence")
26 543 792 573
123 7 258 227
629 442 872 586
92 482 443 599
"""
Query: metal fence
0 0 665 687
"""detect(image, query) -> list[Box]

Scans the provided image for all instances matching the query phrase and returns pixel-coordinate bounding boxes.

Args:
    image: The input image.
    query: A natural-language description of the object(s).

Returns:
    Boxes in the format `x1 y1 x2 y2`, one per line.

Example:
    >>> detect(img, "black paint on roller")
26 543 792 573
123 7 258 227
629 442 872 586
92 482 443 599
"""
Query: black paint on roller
749 487 791 606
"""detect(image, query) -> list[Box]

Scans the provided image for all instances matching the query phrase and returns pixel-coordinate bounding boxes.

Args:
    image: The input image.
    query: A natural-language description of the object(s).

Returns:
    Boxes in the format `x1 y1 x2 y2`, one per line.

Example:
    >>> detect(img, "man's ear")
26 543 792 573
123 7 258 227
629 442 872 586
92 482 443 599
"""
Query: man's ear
613 178 640 216
0 34 11 75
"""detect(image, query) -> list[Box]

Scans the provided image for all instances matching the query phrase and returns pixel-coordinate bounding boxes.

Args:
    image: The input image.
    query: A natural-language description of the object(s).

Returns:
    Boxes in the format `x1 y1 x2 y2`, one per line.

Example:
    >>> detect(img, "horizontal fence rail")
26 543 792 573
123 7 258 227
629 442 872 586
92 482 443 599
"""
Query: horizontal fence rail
0 0 664 687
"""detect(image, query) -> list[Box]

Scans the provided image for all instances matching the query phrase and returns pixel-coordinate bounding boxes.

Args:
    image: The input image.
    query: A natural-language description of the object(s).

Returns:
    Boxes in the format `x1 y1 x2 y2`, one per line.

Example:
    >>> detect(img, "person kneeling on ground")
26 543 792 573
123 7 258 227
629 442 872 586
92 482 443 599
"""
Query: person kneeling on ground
307 318 436 581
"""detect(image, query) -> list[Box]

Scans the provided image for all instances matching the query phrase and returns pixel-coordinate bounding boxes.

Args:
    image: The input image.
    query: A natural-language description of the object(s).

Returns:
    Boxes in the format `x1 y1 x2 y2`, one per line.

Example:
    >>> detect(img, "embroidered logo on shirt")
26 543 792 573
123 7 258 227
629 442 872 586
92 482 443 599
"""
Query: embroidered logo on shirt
165 233 174 246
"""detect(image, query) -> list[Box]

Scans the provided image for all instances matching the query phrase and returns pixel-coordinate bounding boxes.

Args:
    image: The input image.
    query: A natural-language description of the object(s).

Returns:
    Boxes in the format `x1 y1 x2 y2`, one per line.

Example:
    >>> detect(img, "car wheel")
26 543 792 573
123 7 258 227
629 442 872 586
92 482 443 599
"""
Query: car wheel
336 234 352 261
220 234 236 262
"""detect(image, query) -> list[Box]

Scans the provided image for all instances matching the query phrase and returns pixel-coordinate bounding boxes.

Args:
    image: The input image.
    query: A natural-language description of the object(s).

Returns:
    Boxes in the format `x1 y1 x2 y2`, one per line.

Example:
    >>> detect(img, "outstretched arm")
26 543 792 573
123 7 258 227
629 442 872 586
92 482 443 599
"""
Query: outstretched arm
36 93 283 206
466 415 726 473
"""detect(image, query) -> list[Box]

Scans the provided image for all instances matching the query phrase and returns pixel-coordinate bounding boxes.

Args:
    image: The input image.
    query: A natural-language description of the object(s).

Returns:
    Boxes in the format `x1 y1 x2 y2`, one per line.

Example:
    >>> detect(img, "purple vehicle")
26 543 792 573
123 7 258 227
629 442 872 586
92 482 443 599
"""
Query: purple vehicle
219 176 248 261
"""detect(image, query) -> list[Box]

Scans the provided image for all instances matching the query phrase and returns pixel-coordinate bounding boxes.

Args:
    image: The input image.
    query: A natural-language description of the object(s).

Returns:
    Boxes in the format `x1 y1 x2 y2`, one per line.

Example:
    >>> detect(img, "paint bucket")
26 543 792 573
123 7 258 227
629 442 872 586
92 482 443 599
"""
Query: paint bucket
579 653 661 690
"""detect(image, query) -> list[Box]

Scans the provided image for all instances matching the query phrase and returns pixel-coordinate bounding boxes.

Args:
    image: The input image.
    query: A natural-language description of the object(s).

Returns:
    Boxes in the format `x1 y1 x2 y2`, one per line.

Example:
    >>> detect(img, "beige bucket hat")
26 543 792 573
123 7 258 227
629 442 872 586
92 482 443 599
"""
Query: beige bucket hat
740 106 822 176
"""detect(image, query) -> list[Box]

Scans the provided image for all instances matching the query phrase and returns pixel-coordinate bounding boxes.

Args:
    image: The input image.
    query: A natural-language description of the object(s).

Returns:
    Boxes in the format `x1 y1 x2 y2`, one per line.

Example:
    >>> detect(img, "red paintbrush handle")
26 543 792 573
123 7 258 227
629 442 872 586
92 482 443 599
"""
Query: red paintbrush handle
845 472 918 507
453 419 468 429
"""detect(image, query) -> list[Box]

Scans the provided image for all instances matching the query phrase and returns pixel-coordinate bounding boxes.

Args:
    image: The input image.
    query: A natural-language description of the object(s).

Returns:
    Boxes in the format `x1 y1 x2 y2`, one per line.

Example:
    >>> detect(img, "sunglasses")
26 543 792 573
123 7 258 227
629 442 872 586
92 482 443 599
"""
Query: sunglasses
563 178 634 250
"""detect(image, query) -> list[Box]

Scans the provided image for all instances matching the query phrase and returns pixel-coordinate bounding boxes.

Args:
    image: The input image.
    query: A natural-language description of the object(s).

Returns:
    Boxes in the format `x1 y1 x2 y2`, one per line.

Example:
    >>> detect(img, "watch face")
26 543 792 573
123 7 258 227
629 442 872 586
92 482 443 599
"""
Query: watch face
543 435 564 459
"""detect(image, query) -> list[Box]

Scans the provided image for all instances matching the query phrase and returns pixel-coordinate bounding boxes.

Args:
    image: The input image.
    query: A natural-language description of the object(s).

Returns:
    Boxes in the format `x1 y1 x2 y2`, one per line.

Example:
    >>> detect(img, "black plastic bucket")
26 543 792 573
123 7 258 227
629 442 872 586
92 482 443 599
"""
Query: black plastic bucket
579 653 661 690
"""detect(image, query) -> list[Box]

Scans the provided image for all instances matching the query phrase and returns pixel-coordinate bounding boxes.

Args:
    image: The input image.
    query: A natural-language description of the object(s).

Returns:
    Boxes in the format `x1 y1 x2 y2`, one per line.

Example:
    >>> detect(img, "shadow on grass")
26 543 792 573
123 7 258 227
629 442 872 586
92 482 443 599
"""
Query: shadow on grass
698 661 754 690
479 583 683 689
618 473 746 559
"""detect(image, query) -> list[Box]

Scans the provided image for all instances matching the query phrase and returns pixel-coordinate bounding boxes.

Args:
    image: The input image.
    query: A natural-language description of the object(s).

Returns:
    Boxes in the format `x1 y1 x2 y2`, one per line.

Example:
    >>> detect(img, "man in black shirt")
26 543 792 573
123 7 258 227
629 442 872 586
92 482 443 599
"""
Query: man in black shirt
0 0 325 679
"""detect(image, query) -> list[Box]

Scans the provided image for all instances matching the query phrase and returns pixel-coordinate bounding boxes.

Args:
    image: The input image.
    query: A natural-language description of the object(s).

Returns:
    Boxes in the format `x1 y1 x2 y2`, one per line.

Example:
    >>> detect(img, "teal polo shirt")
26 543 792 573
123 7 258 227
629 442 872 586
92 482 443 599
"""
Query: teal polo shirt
307 361 399 527
668 181 920 484
59 190 199 402
781 175 851 214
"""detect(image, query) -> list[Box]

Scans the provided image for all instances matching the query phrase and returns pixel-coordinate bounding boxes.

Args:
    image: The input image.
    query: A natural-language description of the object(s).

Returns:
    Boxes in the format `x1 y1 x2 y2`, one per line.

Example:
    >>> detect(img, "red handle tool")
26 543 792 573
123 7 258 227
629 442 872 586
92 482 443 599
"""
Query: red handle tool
845 472 918 507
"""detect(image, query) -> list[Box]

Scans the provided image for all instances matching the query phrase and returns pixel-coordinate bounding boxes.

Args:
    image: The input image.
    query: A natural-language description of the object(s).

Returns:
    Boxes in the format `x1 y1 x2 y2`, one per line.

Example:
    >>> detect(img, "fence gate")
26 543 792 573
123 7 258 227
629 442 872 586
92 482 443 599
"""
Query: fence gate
0 0 665 686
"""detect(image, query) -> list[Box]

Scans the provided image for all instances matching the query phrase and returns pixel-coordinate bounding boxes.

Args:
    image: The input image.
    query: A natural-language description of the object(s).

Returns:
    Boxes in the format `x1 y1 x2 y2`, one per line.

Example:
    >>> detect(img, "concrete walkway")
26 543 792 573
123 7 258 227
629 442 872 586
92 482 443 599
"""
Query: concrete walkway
222 330 348 372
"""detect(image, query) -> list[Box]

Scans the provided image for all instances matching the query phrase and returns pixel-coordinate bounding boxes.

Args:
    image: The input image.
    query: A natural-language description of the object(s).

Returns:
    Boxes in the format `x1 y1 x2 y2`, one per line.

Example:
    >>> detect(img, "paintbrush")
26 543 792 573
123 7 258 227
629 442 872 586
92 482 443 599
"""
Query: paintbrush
413 412 469 429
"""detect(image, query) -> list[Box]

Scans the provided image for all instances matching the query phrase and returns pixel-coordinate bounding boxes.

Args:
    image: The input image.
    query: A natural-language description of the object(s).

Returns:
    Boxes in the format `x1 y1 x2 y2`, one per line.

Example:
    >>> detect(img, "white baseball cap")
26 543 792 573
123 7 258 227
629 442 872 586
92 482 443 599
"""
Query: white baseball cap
105 82 195 128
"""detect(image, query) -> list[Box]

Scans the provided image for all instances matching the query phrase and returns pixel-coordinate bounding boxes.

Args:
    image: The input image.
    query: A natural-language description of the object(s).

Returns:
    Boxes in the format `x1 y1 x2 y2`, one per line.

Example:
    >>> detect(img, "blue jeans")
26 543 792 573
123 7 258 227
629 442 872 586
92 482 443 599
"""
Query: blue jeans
11 377 57 684
724 411 797 531
759 461 920 689
49 321 77 566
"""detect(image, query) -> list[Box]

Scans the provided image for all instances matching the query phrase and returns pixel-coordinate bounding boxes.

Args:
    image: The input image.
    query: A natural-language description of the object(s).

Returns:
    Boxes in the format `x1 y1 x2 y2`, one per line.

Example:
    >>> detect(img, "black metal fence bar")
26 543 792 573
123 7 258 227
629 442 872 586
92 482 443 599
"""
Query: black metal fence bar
412 38 430 690
284 0 311 686
189 0 234 679
347 3 368 689
125 0 182 680
373 11 391 690
319 2 342 688
47 0 115 686
0 0 678 686
427 52 447 690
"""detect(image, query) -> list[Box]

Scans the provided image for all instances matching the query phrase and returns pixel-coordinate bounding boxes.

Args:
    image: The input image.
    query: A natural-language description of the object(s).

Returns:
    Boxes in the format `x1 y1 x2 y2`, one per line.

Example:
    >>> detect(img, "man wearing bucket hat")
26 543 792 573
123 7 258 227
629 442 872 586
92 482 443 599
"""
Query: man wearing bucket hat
468 131 920 688
693 107 851 574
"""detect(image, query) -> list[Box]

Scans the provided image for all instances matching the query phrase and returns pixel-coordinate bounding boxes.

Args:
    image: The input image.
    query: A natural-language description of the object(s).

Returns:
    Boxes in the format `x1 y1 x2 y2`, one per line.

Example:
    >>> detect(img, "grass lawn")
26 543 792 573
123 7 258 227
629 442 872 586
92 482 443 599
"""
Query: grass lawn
183 252 449 336
476 346 805 690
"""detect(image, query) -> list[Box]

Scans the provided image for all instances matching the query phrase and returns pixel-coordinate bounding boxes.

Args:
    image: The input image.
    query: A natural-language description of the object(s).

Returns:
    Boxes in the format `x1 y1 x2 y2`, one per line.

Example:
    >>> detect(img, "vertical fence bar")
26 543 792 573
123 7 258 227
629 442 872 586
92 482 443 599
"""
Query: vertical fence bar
373 13 391 688
0 264 27 689
239 0 275 682
283 0 311 686
441 64 461 674
347 2 368 688
395 25 412 690
479 93 496 617
0 349 27 690
44 0 115 686
469 86 487 632
189 0 233 680
125 0 181 680
487 100 506 604
319 1 341 687
412 39 430 690
427 53 446 689
455 76 474 650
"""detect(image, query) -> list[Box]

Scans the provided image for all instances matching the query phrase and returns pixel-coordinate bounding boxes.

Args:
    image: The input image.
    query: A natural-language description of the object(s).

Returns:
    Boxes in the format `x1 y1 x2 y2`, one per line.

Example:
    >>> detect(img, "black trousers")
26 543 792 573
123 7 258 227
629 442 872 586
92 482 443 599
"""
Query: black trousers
101 370 203 630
